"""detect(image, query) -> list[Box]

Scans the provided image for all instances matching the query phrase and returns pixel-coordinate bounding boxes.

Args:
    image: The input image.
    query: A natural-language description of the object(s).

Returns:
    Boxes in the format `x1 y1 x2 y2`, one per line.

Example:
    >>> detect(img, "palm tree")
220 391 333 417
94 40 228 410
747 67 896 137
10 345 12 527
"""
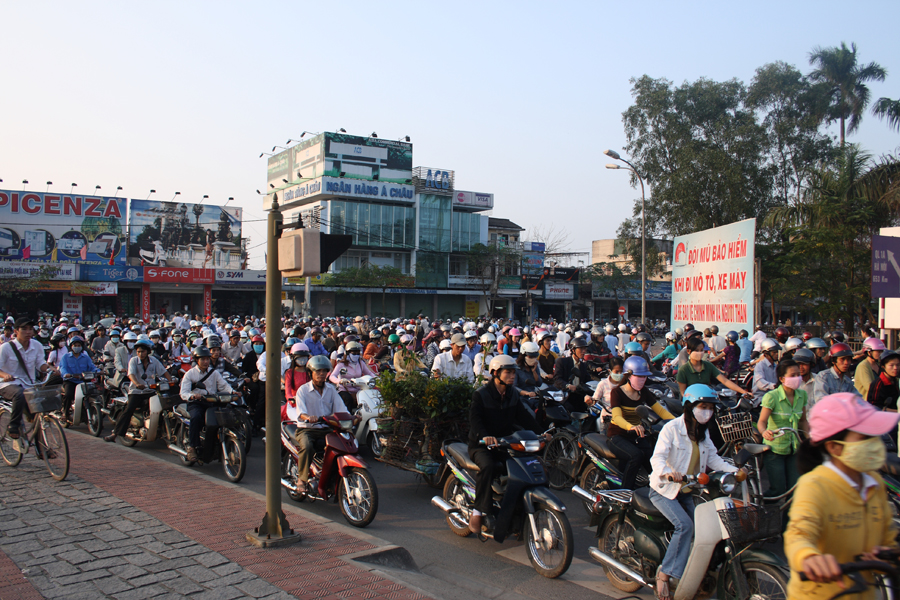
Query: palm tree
808 42 887 144
874 97 900 132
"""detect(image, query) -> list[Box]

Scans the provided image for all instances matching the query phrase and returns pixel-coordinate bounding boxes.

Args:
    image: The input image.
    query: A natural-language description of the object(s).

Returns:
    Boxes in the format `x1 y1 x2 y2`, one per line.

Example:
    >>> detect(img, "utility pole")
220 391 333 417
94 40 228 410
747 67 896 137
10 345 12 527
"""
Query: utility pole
247 193 301 548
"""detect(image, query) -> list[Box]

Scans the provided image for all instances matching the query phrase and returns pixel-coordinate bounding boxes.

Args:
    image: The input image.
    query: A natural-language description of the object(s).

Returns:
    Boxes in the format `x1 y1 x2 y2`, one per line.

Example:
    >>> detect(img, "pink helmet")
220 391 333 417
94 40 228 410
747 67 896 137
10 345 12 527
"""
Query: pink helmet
291 342 310 354
809 393 899 442
400 334 413 344
863 337 886 352
509 328 521 337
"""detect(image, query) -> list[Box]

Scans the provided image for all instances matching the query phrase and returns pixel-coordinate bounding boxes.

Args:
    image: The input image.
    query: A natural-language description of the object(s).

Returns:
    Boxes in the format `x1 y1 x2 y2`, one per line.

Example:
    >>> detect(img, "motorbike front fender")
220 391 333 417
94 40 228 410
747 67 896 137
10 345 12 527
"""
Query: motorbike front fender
146 395 162 442
522 486 567 514
72 384 86 425
336 453 368 477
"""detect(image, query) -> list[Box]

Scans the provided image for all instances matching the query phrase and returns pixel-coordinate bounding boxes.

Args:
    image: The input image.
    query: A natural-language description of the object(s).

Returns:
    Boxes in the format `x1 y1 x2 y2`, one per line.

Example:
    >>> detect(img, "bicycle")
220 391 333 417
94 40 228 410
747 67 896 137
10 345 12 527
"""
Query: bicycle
0 379 70 481
799 548 900 600
733 426 802 511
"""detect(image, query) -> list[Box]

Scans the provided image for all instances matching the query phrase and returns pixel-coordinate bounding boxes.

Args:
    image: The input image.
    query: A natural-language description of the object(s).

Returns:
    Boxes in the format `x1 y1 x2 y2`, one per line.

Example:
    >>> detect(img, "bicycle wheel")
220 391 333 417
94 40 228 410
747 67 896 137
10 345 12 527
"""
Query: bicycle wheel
39 415 69 481
0 408 23 467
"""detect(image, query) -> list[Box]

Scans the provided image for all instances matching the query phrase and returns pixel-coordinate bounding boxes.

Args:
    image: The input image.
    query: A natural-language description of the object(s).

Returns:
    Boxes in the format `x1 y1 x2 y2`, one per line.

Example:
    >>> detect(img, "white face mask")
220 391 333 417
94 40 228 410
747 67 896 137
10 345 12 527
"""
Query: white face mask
125 341 135 350
693 407 714 424
525 357 538 366
349 354 360 363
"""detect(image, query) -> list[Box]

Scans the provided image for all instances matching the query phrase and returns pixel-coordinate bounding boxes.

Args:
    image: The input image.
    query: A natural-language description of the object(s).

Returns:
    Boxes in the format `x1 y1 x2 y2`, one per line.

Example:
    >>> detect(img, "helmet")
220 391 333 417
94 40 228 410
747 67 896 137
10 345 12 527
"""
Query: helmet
134 339 153 350
509 328 521 337
674 327 684 337
558 324 565 331
684 329 702 340
251 335 264 344
805 337 827 349
570 337 588 349
345 325 358 335
149 329 161 338
536 330 552 343
67 326 79 334
624 341 643 355
388 334 401 345
440 324 451 333
206 336 222 349
480 332 496 345
684 323 694 332
123 331 138 342
774 327 790 343
580 322 590 330
369 330 382 340
828 343 853 359
636 332 652 343
725 331 739 342
682 384 719 406
307 355 331 371
760 338 780 353
802 331 813 341
400 334 413 344
522 326 531 334
68 335 85 347
618 324 627 332
291 342 310 356
520 341 539 357
792 348 816 365
739 329 749 338
665 331 676 341
192 346 211 359
489 354 518 374
605 324 615 334
863 338 887 352
784 337 804 352
239 331 248 339
229 330 240 338
249 328 261 337
464 330 477 339
709 325 719 335
573 331 586 340
880 351 900 367
345 341 363 353
439 339 452 350
623 355 652 377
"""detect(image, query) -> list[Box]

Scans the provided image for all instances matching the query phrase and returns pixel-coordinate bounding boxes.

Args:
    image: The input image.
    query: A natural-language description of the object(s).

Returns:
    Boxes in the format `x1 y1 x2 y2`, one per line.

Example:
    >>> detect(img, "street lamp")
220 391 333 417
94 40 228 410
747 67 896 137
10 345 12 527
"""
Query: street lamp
605 149 647 327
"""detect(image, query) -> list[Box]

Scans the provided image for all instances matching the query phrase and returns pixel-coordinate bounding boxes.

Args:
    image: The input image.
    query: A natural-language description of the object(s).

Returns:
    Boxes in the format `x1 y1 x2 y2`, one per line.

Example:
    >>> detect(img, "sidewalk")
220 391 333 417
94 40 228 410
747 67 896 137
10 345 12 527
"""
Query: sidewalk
0 431 431 600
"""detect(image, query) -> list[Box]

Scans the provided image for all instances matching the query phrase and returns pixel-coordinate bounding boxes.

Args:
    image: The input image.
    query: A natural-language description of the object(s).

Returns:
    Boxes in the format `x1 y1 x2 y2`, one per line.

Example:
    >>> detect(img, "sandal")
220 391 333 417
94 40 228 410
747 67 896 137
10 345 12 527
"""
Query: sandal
656 568 672 600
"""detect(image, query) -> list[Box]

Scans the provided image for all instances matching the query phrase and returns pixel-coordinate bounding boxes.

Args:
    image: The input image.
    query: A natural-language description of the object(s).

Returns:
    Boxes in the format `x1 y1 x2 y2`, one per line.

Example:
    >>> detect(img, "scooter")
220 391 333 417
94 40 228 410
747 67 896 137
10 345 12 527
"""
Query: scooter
104 378 178 446
432 430 574 579
279 412 379 528
165 392 247 483
575 472 789 599
351 375 384 457
70 372 106 437
139 240 167 266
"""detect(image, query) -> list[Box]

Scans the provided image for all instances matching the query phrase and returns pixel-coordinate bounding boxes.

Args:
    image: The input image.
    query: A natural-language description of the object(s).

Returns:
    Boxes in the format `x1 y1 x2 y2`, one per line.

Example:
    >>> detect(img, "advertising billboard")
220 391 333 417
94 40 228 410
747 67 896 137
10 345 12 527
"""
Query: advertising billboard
81 264 143 282
522 252 544 275
0 261 76 280
0 190 126 265
453 190 494 210
215 269 267 285
670 218 755 334
592 280 673 301
127 200 242 269
545 282 575 300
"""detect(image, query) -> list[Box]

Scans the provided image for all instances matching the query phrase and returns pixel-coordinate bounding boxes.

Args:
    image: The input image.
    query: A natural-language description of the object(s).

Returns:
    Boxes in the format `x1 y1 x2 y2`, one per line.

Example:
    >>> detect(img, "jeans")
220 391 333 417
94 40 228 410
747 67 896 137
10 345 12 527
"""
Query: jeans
649 490 695 579
763 450 799 498
0 385 27 435
607 434 654 490
187 402 209 450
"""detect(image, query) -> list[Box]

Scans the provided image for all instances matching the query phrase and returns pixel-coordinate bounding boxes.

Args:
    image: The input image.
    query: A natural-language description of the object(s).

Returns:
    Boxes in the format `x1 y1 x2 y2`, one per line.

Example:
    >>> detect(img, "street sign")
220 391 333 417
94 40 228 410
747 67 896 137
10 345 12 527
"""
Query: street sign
872 235 900 298
618 306 626 316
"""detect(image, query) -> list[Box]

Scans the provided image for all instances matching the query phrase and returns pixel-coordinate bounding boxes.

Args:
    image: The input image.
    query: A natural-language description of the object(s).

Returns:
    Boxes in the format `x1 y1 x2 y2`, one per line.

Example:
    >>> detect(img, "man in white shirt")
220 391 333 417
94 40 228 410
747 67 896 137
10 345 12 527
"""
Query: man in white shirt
105 339 176 444
293 355 348 493
432 334 475 384
708 325 727 354
749 325 767 359
179 346 237 461
0 317 51 441
222 330 243 362
555 325 570 354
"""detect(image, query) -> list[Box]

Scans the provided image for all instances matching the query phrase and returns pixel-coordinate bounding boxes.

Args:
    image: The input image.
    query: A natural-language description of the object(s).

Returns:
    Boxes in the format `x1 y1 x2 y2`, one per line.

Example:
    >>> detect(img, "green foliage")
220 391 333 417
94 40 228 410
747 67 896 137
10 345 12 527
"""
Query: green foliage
584 260 636 308
328 264 411 317
376 370 473 420
874 97 900 133
465 243 519 317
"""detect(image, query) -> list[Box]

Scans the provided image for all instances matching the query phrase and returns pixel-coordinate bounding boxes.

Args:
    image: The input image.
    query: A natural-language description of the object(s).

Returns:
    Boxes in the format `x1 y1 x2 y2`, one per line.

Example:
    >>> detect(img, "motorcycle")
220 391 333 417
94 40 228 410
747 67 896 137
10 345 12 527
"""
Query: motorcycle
351 375 384 457
279 412 379 528
575 472 789 599
104 378 179 446
68 372 106 437
165 392 248 483
431 430 574 579
139 239 167 266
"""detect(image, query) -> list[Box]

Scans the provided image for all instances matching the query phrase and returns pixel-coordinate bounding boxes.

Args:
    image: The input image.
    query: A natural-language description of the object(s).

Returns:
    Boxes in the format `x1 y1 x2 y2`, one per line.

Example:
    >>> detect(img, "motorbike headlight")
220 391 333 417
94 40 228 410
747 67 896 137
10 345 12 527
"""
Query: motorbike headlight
340 420 354 430
712 472 737 494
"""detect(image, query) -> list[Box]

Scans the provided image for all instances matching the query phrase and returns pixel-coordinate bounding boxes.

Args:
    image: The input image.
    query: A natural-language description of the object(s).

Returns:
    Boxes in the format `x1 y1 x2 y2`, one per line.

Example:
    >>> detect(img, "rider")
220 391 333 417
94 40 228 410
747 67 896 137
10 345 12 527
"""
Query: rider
462 330 481 362
393 334 425 378
473 333 498 384
650 332 680 368
431 333 475 384
222 330 243 362
328 341 375 412
293 354 349 494
805 337 829 373
536 330 558 376
59 336 100 424
467 354 544 535
589 356 625 411
812 343 858 405
90 324 109 356
854 337 885 399
648 384 741 600
785 392 899 598
607 356 674 490
792 348 818 400
757 359 808 498
553 337 592 413
868 351 900 412
112 331 138 390
178 346 238 462
513 341 544 404
149 330 169 362
0 317 52 443
676 336 752 400
104 339 176 444
604 324 619 358
752 338 781 404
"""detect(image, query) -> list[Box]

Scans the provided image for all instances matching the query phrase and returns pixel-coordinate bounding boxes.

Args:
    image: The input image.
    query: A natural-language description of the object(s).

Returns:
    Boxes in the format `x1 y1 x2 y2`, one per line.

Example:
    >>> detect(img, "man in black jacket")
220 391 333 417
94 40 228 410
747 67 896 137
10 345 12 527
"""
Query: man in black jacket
467 354 542 534
552 337 591 413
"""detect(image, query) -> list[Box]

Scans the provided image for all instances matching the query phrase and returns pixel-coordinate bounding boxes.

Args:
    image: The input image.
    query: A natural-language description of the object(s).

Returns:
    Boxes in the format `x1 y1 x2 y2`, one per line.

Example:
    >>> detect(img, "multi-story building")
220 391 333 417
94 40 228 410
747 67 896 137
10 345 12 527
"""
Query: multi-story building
590 238 673 322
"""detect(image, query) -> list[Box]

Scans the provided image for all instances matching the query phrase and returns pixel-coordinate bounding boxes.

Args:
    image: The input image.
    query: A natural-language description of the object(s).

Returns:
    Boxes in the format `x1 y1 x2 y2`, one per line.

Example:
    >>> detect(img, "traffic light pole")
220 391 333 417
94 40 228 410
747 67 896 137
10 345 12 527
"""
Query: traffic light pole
247 194 301 548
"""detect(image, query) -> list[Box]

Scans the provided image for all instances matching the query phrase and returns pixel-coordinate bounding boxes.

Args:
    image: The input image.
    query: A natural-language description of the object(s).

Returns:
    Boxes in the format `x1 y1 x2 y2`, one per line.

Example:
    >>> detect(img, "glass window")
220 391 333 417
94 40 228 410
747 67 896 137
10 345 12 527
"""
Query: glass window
357 203 369 246
419 194 450 253
405 206 415 250
331 201 345 235
370 202 382 246
393 205 404 247
347 202 358 245
381 205 392 248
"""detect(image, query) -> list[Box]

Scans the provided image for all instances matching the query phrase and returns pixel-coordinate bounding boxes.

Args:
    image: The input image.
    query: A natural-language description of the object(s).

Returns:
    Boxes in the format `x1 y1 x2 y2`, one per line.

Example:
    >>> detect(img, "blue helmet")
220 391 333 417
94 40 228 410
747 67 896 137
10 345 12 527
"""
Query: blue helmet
682 384 719 406
725 331 739 342
624 341 643 355
623 355 652 377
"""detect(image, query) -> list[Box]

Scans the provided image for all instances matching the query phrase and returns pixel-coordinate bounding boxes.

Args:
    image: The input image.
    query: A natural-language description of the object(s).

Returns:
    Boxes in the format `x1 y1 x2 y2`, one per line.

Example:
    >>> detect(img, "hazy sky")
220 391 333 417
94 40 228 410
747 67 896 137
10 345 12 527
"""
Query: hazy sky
2 1 898 269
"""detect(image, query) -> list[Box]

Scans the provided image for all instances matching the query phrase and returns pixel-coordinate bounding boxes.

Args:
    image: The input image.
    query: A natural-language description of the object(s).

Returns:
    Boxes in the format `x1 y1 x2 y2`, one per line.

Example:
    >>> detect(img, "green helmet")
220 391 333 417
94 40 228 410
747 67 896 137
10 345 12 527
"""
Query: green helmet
388 334 401 345
307 355 332 372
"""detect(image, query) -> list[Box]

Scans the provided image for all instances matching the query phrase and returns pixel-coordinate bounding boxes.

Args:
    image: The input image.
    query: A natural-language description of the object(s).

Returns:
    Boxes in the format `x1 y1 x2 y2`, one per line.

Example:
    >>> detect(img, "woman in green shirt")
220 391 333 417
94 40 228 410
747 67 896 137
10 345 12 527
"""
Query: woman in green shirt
675 337 750 398
757 359 808 497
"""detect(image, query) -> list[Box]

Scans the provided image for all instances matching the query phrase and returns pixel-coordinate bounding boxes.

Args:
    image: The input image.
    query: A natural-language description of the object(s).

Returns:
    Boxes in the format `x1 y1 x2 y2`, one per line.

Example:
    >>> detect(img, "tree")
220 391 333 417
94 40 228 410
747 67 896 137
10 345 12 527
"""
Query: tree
525 223 571 255
328 264 411 318
808 42 887 145
465 243 518 318
583 260 637 317
874 97 900 132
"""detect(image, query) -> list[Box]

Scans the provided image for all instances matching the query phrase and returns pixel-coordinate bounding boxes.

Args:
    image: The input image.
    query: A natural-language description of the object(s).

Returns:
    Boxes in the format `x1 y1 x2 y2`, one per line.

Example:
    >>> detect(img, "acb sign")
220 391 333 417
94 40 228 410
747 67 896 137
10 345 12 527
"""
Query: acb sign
425 169 452 191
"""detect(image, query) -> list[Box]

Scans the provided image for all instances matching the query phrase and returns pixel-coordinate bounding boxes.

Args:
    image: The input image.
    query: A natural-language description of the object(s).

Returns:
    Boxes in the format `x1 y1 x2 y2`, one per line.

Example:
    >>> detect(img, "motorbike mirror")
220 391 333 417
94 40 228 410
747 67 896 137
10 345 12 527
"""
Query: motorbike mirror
634 405 652 419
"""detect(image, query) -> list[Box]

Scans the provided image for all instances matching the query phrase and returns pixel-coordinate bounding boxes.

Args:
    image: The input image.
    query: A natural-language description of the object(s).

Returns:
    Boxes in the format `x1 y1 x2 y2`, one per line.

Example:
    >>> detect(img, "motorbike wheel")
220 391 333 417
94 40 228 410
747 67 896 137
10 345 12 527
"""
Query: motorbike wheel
239 412 253 455
543 432 577 490
723 561 789 599
86 404 103 437
282 453 305 502
338 467 378 528
118 428 139 447
524 507 573 579
0 408 23 467
221 432 247 483
579 465 608 515
442 476 472 537
367 431 382 458
178 425 195 466
598 515 643 592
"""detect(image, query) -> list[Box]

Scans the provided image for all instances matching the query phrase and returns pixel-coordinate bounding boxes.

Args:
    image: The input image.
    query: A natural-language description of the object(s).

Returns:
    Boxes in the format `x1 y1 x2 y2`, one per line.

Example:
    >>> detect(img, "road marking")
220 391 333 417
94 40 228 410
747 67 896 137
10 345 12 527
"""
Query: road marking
495 546 651 598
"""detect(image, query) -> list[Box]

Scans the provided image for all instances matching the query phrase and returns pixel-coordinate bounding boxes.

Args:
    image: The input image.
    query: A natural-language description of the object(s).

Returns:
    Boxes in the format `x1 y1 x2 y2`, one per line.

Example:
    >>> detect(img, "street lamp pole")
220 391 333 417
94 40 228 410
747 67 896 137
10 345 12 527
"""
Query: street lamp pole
604 150 646 326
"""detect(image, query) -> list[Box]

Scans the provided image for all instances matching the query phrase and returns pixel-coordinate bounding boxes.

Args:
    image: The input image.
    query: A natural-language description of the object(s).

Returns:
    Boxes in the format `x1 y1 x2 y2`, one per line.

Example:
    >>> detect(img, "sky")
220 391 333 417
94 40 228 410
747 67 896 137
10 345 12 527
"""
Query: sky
2 1 898 270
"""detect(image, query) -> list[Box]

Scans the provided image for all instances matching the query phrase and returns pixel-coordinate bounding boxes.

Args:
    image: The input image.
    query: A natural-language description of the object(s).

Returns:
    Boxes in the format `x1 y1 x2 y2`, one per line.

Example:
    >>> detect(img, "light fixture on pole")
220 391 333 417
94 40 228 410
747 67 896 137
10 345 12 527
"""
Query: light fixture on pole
224 196 234 206
22 179 28 190
70 183 77 193
46 181 52 192
337 128 346 133
271 146 287 152
398 135 410 142
146 189 156 199
259 152 273 158
172 191 181 201
604 149 647 327
114 186 123 197
370 132 377 138
94 185 102 195
199 194 209 204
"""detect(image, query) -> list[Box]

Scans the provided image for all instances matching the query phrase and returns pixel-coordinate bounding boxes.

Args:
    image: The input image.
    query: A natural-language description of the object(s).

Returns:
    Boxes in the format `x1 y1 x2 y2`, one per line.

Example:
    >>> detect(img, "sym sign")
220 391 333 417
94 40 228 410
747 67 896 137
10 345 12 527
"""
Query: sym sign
144 267 214 284
215 269 266 285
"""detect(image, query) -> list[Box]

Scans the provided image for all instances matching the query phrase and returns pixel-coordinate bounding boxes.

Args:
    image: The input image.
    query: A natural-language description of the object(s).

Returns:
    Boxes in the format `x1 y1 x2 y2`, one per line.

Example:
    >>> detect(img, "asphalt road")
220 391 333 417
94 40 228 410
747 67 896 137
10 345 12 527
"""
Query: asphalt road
70 425 646 600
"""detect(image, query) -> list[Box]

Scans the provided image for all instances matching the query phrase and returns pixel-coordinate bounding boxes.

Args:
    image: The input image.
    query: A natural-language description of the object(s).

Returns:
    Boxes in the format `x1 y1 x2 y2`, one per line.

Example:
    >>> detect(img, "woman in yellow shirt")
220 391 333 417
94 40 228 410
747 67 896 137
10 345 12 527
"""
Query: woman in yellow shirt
784 392 899 600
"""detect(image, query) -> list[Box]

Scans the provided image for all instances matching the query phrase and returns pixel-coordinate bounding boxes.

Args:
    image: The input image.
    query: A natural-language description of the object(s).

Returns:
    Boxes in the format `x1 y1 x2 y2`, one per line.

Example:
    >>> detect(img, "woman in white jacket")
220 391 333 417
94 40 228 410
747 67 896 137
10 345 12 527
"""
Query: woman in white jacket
648 383 740 600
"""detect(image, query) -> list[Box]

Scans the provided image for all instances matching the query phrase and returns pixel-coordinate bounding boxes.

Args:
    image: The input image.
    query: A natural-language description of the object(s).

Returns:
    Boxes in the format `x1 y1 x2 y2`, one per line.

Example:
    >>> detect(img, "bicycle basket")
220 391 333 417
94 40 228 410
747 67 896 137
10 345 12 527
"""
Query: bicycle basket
716 411 755 444
24 388 62 413
717 504 781 544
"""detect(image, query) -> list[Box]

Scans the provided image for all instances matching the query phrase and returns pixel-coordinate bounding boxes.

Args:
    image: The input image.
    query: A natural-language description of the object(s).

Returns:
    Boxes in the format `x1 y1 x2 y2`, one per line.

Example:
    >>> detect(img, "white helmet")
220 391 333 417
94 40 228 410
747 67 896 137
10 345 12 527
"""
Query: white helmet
400 334 413 344
480 332 496 345
488 325 495 333
580 322 590 330
489 354 518 374
665 331 676 341
464 330 478 339
618 324 627 332
558 324 564 331
520 341 539 355
573 331 586 339
123 331 138 342
439 339 452 350
605 324 615 334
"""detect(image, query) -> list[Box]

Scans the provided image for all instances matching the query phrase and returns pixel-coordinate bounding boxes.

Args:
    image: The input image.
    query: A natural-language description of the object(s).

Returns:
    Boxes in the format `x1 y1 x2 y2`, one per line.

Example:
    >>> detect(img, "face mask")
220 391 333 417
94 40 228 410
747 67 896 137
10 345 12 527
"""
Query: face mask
406 343 415 351
253 344 264 354
693 407 714 424
295 357 308 367
630 376 647 390
349 354 360 363
525 357 537 366
610 372 624 383
783 376 803 390
125 342 134 350
690 351 703 362
71 346 82 354
111 337 120 344
833 437 886 472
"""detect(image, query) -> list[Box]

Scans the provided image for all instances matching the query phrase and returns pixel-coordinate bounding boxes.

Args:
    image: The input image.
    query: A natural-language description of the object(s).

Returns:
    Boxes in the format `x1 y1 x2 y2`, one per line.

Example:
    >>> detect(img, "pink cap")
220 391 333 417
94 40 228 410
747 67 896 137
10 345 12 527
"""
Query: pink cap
863 337 887 351
509 328 521 337
809 393 900 442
